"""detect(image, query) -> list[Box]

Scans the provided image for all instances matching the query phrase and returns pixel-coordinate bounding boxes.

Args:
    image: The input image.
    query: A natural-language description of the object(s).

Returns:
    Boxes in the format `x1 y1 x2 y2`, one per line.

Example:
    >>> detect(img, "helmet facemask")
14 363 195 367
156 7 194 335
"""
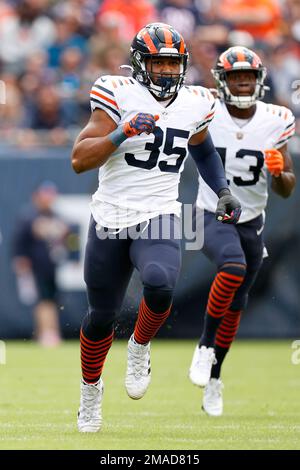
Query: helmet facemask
213 65 267 109
212 47 268 108
130 23 189 99
131 50 188 99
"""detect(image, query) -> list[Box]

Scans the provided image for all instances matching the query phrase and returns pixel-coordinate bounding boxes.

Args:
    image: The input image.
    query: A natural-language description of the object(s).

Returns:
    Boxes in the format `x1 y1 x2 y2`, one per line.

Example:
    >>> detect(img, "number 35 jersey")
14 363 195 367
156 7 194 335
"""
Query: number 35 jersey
196 99 295 223
89 75 215 229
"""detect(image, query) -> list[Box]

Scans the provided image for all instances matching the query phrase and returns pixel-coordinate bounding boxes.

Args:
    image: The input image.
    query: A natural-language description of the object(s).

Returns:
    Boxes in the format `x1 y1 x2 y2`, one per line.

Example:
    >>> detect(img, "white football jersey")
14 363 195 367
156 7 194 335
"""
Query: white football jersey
89 75 215 229
196 99 295 223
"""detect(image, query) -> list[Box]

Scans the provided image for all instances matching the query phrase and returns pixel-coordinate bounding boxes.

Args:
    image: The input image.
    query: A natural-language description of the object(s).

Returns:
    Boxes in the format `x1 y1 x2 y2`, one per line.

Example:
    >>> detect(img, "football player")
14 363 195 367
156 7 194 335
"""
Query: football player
189 46 296 416
72 23 241 432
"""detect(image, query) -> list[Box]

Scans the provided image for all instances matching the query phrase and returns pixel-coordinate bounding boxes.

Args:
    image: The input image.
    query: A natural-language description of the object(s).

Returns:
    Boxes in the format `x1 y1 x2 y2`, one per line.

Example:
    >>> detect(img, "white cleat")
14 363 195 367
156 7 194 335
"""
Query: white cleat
77 378 104 432
189 345 217 387
202 378 224 417
125 334 151 400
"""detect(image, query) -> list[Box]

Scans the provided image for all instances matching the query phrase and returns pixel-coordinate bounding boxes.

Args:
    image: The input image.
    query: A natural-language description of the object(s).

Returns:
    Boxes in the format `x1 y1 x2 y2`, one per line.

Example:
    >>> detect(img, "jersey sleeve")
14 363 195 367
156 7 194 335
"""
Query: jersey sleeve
90 76 121 124
274 107 295 149
194 88 216 134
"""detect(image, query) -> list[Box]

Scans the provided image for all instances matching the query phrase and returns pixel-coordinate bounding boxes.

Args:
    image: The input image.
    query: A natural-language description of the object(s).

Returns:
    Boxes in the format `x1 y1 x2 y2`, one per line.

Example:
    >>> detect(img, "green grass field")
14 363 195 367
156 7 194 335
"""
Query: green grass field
0 340 299 450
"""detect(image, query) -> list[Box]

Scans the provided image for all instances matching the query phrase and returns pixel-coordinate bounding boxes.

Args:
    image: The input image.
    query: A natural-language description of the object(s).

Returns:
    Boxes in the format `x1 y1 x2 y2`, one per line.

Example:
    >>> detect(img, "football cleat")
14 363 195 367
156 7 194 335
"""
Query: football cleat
125 334 151 400
77 378 104 432
202 378 224 416
189 345 217 387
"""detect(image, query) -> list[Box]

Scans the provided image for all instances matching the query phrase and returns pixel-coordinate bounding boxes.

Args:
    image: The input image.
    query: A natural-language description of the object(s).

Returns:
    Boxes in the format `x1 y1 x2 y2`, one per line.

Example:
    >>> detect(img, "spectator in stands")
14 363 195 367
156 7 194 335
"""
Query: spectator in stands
217 0 283 45
90 10 128 62
22 85 78 146
50 0 100 39
19 51 54 115
268 42 300 115
0 0 299 147
0 0 56 74
0 0 15 25
158 0 204 40
186 41 218 88
0 73 24 132
58 47 83 101
89 43 129 76
98 0 157 42
47 11 87 69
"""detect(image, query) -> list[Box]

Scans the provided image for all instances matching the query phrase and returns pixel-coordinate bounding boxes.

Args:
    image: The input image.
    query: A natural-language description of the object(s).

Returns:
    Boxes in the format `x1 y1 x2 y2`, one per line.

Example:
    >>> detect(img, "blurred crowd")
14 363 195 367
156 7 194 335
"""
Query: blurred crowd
0 0 300 148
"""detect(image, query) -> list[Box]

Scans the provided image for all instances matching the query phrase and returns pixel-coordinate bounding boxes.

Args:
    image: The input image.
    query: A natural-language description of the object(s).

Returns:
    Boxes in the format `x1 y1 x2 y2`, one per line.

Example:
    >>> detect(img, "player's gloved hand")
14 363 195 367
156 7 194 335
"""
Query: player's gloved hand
123 113 159 137
264 148 284 177
216 188 242 224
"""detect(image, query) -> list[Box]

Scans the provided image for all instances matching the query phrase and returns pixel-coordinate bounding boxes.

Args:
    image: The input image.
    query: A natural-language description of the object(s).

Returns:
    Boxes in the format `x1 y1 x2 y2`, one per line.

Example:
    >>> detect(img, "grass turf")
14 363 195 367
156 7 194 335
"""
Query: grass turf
0 339 299 450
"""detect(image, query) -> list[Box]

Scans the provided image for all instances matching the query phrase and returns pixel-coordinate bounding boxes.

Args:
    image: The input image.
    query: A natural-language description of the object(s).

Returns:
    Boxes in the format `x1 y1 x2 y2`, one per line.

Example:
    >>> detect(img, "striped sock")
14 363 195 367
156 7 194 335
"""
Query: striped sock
215 309 242 349
80 329 114 384
200 270 244 348
134 297 171 345
211 309 242 379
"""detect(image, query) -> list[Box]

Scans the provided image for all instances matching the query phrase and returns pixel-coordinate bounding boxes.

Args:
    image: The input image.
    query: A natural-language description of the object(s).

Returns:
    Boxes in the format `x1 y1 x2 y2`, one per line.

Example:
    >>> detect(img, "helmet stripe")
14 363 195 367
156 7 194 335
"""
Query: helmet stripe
236 50 246 62
163 27 173 49
222 55 232 69
142 31 158 53
244 50 254 65
229 51 238 65
179 36 185 53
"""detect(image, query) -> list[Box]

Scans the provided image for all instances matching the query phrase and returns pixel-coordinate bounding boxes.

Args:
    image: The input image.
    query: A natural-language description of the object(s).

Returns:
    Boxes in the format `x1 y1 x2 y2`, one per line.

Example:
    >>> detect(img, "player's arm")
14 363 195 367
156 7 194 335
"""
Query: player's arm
188 128 241 223
71 109 117 173
189 128 228 195
13 256 32 275
71 109 159 174
265 144 296 198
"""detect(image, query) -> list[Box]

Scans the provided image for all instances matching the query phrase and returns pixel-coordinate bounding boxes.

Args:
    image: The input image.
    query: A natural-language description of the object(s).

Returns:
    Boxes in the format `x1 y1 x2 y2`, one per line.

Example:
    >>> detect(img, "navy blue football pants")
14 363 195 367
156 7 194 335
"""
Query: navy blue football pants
202 210 265 311
82 215 182 340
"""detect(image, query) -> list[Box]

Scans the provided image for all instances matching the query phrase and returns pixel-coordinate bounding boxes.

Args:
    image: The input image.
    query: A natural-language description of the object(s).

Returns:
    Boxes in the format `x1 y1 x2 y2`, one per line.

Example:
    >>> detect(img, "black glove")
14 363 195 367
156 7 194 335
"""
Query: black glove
216 188 241 224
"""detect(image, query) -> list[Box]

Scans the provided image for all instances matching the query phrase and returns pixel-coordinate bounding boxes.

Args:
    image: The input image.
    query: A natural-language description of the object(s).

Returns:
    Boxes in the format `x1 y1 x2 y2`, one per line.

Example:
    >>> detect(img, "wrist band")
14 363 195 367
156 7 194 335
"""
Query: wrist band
109 126 128 147
218 188 230 198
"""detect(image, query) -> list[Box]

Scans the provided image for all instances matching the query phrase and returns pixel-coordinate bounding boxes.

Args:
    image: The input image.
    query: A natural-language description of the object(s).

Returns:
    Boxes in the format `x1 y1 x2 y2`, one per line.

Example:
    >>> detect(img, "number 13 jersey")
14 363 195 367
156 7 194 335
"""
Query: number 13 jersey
196 99 295 223
89 75 215 229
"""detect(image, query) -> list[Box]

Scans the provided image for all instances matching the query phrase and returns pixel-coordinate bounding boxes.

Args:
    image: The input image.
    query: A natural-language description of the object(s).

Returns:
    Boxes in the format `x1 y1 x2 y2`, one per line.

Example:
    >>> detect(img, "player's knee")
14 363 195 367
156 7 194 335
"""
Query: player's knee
143 285 173 313
89 309 114 329
142 261 174 289
142 262 175 312
219 242 246 267
82 310 114 341
219 262 247 285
